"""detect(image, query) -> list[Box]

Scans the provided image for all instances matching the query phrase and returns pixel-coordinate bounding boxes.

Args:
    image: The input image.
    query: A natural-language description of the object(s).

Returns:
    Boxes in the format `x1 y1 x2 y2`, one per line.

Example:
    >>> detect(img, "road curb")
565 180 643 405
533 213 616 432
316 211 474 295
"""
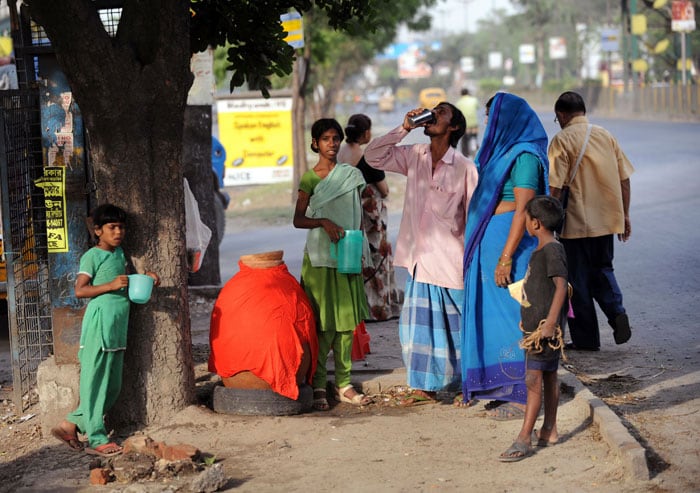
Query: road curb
559 369 649 481
354 366 649 481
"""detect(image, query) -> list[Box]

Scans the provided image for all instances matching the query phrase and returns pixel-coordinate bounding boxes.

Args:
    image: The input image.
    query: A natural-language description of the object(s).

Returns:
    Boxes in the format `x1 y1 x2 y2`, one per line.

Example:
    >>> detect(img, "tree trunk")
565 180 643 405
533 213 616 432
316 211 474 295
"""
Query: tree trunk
536 37 546 88
292 45 312 198
183 105 221 286
320 64 347 118
28 1 196 427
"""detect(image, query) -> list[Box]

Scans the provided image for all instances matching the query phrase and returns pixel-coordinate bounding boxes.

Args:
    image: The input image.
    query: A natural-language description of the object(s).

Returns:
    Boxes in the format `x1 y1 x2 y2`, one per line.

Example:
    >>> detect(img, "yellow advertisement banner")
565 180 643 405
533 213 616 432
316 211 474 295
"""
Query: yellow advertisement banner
34 166 68 252
216 97 294 186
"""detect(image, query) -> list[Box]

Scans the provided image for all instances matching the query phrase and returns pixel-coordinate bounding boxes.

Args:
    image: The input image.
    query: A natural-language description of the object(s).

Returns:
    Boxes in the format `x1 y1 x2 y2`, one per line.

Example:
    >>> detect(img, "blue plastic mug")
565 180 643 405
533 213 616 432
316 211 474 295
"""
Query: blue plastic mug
128 274 154 304
330 230 363 274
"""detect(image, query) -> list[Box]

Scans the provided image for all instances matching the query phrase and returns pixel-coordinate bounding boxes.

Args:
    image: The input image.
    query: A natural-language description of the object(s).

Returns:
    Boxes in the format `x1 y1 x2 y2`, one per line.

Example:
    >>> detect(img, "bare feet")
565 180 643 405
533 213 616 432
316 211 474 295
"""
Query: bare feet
452 393 478 408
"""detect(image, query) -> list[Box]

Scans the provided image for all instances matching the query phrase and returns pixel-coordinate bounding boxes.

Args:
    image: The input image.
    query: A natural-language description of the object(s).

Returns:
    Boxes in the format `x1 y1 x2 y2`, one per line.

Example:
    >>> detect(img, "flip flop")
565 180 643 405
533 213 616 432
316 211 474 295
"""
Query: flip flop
487 403 525 421
51 426 84 451
484 400 508 410
498 441 532 462
399 390 437 407
85 442 123 457
532 429 558 447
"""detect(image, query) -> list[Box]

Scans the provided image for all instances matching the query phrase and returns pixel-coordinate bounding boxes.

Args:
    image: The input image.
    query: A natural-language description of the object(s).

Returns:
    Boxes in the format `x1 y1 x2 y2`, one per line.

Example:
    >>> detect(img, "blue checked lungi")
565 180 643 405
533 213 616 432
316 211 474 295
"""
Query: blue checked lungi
399 275 463 392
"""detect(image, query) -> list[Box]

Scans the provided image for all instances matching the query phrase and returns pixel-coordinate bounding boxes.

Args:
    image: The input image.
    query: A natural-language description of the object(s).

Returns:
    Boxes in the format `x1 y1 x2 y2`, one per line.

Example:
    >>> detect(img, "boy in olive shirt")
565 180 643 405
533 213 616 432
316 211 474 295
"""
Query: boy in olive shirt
500 196 568 462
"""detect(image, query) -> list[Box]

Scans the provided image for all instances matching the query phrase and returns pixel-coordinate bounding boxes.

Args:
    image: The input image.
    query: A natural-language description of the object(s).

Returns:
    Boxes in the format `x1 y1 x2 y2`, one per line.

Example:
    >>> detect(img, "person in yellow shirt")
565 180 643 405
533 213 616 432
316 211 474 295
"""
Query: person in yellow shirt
548 91 634 351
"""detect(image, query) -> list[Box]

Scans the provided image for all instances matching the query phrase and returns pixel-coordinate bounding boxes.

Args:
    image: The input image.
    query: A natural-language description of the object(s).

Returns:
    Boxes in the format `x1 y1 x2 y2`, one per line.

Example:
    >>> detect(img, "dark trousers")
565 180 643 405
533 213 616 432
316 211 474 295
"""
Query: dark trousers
561 235 625 349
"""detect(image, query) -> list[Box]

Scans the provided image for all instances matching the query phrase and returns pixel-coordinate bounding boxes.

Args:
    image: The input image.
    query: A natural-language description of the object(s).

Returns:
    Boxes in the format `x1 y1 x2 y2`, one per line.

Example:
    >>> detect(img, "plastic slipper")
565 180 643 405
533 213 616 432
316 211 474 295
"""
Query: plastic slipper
51 427 84 451
532 429 558 447
399 391 437 407
484 400 508 410
85 442 123 457
487 403 525 421
312 388 330 411
498 441 532 462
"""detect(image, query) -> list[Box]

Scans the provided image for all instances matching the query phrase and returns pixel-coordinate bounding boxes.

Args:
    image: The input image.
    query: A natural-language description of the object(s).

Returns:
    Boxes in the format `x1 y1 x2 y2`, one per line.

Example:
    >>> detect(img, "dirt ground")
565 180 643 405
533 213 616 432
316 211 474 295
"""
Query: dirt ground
0 337 630 493
0 291 696 492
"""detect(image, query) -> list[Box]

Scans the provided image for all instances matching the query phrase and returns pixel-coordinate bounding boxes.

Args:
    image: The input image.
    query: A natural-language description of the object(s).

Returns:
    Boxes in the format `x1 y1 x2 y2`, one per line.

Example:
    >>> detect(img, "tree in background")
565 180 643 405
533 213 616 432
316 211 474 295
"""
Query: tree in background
288 0 433 187
23 0 382 428
303 1 434 119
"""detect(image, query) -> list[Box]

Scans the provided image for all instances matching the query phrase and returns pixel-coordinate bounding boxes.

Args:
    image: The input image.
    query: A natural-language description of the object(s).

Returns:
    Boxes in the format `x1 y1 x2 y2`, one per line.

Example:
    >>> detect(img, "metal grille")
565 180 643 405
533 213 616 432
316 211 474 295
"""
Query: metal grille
30 8 122 45
0 90 51 411
99 8 122 36
29 21 50 47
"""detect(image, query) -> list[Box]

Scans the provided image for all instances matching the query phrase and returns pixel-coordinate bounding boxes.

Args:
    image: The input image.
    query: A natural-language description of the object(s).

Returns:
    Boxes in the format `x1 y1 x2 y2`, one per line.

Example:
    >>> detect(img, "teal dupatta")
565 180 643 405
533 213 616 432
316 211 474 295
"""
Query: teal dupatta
305 163 366 268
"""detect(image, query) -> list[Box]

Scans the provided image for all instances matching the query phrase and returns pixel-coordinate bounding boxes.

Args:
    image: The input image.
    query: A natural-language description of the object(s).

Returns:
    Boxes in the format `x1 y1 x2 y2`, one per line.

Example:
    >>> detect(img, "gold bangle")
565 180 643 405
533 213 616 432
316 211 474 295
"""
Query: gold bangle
498 259 512 267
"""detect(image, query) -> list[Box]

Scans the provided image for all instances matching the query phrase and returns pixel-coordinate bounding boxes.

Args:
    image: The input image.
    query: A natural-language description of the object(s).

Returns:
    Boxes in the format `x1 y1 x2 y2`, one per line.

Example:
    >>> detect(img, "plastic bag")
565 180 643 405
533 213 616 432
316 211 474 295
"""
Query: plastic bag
184 178 212 273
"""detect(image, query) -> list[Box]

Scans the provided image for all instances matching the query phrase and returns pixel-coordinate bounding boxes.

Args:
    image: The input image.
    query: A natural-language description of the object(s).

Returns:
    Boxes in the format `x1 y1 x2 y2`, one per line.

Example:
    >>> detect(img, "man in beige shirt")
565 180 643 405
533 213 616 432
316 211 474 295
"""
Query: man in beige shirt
548 91 634 351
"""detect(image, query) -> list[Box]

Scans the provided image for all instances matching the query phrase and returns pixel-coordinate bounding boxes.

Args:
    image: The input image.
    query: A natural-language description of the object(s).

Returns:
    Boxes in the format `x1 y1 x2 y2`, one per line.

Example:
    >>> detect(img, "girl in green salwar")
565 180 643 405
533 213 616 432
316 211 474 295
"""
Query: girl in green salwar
293 118 371 411
51 204 159 457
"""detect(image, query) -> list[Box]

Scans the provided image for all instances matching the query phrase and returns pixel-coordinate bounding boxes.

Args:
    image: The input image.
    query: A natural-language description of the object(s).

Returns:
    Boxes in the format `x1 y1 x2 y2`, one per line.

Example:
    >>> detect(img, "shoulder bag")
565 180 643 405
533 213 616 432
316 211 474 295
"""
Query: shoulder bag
560 123 592 210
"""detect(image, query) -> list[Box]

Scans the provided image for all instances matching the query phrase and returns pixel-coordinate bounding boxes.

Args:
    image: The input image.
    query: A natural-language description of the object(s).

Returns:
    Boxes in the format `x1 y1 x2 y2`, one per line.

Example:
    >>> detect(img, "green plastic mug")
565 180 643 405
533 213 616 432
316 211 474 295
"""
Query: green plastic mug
330 230 363 274
128 274 154 304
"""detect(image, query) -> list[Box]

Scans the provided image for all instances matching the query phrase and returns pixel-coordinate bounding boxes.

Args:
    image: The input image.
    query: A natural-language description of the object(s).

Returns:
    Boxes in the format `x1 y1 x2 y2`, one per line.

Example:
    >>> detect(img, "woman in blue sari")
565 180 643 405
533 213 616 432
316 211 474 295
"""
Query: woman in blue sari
459 93 549 419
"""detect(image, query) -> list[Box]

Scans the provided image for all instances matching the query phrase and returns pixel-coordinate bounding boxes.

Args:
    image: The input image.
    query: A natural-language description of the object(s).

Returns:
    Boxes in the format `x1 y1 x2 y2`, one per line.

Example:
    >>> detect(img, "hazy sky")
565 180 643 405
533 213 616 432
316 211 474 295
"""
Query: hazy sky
431 0 516 34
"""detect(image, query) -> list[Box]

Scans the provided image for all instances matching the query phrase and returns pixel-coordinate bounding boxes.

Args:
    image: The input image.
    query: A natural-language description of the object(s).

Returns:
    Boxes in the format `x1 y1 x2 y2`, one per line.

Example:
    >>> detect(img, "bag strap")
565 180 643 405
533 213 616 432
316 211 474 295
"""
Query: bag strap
567 124 592 185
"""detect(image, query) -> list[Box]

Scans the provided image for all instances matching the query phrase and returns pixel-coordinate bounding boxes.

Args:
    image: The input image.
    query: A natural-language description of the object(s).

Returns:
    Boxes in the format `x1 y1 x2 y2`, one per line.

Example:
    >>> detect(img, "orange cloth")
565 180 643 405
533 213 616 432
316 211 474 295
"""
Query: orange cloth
351 321 371 361
208 262 318 400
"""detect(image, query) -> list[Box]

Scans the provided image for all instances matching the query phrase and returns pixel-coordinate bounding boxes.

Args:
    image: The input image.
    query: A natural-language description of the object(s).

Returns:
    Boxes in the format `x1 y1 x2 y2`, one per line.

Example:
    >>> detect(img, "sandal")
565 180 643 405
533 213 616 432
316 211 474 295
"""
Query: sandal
51 426 84 451
484 400 508 410
313 388 330 411
85 442 123 457
487 403 525 421
336 385 372 406
498 441 532 462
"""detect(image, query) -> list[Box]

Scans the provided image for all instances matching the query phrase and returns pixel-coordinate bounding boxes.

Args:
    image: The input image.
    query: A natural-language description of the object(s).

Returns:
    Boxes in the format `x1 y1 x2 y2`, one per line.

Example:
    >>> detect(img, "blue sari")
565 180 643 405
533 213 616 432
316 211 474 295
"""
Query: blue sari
461 93 549 404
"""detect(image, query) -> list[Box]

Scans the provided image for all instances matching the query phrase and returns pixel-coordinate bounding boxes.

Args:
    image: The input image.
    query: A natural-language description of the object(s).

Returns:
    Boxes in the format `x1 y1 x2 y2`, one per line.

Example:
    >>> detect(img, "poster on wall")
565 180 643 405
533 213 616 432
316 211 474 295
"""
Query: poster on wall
216 97 293 186
41 87 82 168
34 167 68 253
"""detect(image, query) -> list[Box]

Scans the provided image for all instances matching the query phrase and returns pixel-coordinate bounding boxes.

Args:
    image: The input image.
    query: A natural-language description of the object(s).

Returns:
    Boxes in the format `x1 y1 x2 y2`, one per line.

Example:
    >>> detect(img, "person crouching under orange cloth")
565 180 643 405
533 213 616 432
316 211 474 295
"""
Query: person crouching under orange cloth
208 251 318 400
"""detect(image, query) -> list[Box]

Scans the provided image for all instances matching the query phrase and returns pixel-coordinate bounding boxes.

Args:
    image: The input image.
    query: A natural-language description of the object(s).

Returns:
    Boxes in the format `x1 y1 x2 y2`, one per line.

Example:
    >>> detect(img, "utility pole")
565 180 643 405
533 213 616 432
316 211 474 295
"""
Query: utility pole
621 0 638 92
